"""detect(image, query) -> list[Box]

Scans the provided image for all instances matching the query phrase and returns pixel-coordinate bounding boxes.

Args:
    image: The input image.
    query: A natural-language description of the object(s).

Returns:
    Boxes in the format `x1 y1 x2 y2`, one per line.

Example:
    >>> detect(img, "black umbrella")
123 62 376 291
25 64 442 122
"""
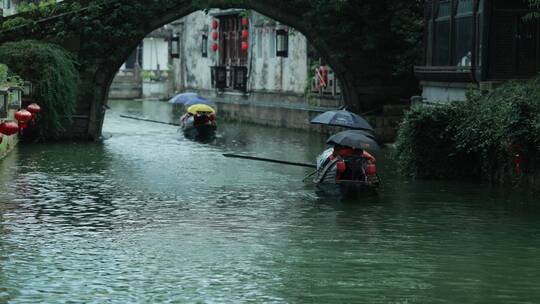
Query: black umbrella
311 110 374 132
327 130 380 151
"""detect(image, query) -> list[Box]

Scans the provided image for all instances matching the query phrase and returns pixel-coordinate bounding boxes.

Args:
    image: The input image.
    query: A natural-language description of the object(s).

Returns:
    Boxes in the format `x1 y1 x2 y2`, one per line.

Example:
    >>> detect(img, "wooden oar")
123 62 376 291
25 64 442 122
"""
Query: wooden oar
120 114 180 126
223 153 317 168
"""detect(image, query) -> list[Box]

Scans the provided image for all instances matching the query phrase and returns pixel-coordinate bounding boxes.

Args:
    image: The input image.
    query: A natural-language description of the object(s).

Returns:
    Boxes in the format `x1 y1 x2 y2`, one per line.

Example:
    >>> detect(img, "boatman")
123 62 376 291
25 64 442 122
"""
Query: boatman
332 145 376 164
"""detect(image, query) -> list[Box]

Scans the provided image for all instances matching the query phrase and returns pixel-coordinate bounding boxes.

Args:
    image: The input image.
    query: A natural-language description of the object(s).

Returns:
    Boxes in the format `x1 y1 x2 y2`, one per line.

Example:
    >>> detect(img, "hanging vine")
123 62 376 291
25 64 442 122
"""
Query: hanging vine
0 41 80 138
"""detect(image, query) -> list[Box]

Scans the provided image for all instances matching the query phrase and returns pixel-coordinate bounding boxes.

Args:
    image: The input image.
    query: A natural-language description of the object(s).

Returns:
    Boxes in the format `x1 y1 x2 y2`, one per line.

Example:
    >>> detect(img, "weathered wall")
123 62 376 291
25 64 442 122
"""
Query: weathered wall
142 37 170 71
0 133 17 160
421 82 470 103
0 107 19 160
173 11 217 91
249 12 308 94
172 10 308 95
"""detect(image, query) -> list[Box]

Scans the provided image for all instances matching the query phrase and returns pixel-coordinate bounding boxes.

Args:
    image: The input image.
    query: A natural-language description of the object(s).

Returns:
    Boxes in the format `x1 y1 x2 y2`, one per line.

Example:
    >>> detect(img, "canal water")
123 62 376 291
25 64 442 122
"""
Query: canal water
1 100 540 303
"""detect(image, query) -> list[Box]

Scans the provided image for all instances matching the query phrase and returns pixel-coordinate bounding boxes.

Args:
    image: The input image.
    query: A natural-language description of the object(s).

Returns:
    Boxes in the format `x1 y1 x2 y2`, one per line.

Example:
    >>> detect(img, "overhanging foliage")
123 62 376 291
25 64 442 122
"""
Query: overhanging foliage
395 80 540 183
0 40 80 138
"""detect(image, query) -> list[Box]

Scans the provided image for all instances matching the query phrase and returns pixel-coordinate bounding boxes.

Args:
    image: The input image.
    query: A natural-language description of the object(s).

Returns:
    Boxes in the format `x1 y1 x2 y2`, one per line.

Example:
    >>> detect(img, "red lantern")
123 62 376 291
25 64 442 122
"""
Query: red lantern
241 41 249 53
212 19 219 30
241 17 249 27
241 29 249 40
27 103 41 123
212 31 219 41
212 43 219 52
27 103 41 115
15 109 32 130
0 121 19 136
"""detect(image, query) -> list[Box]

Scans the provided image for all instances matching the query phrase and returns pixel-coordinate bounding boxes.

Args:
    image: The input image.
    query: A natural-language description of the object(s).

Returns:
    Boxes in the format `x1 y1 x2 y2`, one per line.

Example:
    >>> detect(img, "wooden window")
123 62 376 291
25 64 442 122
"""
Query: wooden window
454 0 474 66
8 89 21 110
218 15 247 66
488 3 540 79
433 0 451 65
276 28 289 57
475 0 485 69
0 93 7 119
202 33 208 58
425 0 434 64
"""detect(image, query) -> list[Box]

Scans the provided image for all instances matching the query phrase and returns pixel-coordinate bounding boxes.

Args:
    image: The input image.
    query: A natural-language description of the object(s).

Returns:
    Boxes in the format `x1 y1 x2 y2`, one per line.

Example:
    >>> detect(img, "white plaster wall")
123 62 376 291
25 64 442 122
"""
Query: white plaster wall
171 10 308 95
422 84 467 103
1 0 17 16
250 18 308 94
142 38 169 71
174 11 218 91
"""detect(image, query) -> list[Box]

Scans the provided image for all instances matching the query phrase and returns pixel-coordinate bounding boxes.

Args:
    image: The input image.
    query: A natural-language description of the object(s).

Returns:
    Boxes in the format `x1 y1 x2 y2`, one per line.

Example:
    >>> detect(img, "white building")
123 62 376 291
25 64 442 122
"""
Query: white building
1 0 19 16
110 9 342 107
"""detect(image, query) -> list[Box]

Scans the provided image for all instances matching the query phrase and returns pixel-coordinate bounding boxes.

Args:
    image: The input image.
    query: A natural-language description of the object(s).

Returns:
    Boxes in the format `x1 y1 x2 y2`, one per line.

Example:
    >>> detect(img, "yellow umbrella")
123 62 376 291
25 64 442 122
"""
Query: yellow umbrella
187 104 216 115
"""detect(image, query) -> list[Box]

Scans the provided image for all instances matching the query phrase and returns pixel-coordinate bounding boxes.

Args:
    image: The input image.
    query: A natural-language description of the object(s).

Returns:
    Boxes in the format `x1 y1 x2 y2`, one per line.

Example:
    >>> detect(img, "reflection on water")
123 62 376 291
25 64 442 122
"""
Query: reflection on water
1 99 540 303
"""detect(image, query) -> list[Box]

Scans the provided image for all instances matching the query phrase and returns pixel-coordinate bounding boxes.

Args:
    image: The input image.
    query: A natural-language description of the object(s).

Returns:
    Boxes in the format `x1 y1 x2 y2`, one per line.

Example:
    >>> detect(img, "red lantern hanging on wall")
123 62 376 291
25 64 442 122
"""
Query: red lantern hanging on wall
212 43 219 52
0 121 20 136
241 17 249 27
15 109 32 130
241 41 249 53
212 31 219 41
212 19 219 30
241 29 249 40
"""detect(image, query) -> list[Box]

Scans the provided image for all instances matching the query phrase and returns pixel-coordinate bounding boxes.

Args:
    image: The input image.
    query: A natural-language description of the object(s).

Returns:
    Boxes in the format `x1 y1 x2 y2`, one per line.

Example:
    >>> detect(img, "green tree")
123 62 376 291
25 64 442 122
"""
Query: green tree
526 0 540 19
0 41 79 139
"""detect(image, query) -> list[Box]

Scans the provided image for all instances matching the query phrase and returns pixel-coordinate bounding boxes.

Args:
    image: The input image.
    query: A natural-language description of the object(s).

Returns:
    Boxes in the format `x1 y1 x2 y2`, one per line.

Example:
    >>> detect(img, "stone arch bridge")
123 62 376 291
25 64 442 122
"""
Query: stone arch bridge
0 0 419 140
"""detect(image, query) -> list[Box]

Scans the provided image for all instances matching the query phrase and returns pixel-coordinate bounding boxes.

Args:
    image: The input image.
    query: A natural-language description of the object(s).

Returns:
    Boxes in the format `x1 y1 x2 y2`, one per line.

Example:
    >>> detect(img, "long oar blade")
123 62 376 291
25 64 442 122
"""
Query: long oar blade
120 115 180 126
223 153 317 168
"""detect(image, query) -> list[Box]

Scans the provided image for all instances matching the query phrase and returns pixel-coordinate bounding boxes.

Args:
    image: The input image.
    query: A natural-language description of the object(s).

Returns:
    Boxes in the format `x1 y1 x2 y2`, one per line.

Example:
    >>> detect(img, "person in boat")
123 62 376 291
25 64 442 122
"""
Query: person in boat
332 145 376 164
181 104 217 136
317 144 376 182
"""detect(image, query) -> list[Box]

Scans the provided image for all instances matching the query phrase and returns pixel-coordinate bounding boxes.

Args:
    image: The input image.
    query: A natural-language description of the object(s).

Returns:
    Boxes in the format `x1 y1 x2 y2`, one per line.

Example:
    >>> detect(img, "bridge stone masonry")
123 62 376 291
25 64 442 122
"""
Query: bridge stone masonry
0 0 420 140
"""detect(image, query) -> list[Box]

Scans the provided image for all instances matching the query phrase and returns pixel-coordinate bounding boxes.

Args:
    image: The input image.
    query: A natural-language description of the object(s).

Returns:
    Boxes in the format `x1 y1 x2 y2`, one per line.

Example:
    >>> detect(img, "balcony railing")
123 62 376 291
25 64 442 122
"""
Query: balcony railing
211 66 248 93
414 66 475 83
311 68 341 97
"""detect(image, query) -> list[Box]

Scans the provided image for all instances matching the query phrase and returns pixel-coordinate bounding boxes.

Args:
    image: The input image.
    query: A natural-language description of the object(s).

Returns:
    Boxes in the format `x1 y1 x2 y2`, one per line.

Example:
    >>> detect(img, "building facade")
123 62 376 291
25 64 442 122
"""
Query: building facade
415 0 539 103
110 9 342 108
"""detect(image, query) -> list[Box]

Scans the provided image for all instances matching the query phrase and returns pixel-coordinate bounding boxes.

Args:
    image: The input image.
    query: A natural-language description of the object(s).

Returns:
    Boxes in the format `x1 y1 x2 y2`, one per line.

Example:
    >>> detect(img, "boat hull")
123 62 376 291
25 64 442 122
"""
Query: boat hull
313 148 380 197
183 124 217 139
181 114 217 139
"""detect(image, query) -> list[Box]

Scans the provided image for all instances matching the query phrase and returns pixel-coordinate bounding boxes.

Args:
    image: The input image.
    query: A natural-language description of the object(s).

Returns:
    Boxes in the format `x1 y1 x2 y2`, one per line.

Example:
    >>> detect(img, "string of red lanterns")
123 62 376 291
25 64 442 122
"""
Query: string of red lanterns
211 19 219 53
0 103 42 138
241 16 249 54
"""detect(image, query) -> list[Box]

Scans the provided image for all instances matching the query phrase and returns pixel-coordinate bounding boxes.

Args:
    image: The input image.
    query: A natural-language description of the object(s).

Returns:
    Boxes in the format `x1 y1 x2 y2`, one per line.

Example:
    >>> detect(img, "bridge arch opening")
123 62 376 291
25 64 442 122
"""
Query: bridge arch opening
102 8 347 115
107 8 345 122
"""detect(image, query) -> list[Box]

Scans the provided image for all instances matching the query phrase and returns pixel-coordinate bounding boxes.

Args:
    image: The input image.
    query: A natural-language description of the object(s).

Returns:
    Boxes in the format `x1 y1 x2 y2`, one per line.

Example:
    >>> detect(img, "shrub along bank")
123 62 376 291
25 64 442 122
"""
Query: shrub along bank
0 40 79 139
395 79 540 187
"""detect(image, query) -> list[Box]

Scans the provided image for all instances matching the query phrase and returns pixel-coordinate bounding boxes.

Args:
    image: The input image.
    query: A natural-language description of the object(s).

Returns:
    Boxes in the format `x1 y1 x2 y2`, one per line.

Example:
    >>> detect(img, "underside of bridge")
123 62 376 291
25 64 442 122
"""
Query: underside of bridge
0 0 420 140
